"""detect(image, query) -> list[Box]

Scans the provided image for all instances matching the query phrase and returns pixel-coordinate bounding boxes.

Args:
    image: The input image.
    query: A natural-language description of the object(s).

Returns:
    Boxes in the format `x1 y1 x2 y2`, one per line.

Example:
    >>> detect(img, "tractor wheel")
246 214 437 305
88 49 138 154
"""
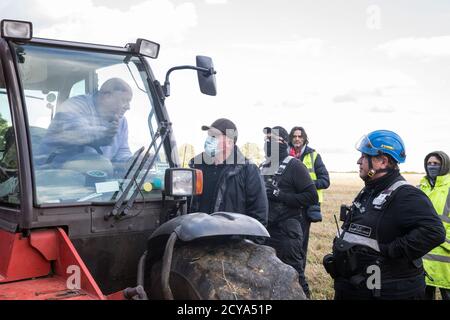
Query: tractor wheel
147 239 306 300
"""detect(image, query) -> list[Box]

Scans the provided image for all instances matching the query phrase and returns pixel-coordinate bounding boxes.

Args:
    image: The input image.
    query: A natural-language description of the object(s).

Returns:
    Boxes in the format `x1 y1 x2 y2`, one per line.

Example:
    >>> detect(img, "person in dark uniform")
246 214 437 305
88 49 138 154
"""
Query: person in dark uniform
260 126 318 298
323 130 445 300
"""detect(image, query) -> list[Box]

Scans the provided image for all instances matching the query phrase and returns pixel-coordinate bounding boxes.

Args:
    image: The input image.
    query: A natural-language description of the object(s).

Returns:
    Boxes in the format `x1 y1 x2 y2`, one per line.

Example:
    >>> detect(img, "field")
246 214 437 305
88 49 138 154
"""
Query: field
306 172 423 300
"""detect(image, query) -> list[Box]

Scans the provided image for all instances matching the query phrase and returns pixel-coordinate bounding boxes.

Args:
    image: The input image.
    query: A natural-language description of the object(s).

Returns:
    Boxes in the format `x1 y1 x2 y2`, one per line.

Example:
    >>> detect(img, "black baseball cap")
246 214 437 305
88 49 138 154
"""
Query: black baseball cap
202 118 238 142
263 126 289 142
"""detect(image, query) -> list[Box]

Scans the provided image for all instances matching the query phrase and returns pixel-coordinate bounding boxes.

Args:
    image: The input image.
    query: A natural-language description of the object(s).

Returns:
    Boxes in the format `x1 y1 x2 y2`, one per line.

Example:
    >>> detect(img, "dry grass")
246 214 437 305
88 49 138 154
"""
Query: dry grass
306 172 423 300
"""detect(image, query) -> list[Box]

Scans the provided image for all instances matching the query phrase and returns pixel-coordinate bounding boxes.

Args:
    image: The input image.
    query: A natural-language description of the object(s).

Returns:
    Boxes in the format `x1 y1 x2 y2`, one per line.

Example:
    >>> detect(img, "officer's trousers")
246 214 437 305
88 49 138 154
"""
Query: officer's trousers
299 212 311 270
266 217 309 298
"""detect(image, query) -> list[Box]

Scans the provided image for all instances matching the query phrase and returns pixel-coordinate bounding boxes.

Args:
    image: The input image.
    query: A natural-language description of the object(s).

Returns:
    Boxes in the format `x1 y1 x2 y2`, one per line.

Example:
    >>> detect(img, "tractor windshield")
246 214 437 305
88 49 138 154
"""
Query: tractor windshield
13 43 169 205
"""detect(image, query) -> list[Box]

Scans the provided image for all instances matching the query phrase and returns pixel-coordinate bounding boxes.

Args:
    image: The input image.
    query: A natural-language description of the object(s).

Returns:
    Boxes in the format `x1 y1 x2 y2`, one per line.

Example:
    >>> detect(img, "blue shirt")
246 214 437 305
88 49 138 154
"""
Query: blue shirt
38 94 131 165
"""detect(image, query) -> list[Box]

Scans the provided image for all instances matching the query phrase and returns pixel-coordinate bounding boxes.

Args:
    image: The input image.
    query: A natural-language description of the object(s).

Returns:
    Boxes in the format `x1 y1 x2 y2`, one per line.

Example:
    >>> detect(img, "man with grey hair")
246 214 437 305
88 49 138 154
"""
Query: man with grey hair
38 78 133 170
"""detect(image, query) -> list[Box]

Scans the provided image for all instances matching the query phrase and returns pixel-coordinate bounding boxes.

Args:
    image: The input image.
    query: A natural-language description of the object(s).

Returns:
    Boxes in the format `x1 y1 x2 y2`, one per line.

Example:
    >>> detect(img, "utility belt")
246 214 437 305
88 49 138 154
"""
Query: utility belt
323 237 384 288
323 237 423 289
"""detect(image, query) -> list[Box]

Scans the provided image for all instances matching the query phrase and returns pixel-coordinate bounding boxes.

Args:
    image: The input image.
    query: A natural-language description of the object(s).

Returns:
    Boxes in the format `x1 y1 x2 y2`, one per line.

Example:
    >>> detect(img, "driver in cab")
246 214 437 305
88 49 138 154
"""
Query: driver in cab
37 78 133 175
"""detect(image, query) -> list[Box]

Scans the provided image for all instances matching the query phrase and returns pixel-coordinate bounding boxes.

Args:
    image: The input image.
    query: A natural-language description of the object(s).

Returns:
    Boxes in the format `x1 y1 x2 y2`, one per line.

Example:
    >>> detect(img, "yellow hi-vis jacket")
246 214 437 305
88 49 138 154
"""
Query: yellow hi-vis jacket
302 151 323 203
420 173 450 289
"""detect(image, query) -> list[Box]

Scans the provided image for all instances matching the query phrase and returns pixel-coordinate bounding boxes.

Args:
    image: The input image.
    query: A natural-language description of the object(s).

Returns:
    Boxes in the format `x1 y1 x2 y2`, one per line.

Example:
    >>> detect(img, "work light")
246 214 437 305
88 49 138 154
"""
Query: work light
1 19 33 41
134 38 160 59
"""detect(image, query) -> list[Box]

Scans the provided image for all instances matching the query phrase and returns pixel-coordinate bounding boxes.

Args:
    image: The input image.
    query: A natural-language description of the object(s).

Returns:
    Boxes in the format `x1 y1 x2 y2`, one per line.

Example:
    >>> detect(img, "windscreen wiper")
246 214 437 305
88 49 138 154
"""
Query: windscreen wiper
106 128 161 219
105 121 170 219
117 125 170 217
111 146 145 201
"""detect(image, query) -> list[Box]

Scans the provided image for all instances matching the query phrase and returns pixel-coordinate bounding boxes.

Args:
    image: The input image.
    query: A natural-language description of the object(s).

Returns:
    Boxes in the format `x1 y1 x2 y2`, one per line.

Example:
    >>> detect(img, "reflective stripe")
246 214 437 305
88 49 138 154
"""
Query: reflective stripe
441 187 450 223
441 214 450 224
309 153 315 174
283 156 295 165
446 238 450 245
372 180 409 209
423 254 450 264
342 231 380 252
444 189 450 216
389 180 409 190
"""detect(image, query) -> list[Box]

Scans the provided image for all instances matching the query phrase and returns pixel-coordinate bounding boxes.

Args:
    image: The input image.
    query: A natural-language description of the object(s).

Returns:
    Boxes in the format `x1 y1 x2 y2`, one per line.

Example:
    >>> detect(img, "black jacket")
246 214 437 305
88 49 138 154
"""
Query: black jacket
355 171 445 262
336 170 446 298
299 145 330 190
189 147 268 226
261 157 318 225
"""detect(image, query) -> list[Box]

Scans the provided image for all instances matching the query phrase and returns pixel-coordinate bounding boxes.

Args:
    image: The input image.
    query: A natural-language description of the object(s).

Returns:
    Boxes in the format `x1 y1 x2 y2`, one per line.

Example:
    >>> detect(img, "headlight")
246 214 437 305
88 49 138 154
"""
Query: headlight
164 168 203 197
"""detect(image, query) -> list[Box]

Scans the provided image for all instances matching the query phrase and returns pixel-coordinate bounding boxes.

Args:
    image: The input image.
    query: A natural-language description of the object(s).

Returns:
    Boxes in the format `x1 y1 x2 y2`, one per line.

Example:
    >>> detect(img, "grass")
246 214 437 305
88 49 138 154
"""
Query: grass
306 172 424 300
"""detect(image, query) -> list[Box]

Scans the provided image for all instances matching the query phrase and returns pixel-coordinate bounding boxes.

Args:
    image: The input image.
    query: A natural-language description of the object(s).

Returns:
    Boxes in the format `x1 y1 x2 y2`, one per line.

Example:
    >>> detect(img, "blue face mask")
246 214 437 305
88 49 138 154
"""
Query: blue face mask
427 165 441 179
204 136 218 157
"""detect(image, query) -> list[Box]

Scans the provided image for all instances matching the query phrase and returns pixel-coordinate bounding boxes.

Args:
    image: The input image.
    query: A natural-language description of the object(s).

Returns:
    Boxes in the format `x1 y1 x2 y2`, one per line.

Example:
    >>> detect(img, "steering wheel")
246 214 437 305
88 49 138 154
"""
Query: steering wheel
0 165 17 181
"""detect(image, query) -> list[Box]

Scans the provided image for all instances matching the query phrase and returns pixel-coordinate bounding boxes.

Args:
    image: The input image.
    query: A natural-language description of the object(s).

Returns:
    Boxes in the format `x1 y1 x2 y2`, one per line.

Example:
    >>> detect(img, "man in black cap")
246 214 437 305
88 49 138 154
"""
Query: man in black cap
260 126 318 298
189 118 268 227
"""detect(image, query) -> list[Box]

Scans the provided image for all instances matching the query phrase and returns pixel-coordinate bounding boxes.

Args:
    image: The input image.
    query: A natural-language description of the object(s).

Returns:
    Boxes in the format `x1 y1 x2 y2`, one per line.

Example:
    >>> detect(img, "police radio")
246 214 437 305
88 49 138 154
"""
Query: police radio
340 204 351 222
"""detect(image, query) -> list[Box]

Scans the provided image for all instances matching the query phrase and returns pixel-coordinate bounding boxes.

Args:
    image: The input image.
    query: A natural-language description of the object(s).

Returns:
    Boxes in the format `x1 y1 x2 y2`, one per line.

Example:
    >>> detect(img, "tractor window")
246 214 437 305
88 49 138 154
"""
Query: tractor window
0 65 20 207
69 80 86 98
14 44 169 205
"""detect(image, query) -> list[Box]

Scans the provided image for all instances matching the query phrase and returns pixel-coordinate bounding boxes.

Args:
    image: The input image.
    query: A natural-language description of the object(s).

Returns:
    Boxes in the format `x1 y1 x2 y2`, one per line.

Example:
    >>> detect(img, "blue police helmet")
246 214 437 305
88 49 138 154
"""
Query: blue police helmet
356 130 406 164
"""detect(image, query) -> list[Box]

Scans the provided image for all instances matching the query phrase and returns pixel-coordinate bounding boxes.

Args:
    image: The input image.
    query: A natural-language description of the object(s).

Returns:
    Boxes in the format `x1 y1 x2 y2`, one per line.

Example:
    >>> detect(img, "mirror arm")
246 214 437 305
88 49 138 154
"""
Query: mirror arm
163 65 216 97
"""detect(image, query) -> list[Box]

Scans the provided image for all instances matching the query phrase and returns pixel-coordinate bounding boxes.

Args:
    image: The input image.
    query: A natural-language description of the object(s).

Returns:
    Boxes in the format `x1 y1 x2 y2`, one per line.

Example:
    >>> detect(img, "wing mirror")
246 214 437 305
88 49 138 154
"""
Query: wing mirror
196 55 217 96
163 56 217 97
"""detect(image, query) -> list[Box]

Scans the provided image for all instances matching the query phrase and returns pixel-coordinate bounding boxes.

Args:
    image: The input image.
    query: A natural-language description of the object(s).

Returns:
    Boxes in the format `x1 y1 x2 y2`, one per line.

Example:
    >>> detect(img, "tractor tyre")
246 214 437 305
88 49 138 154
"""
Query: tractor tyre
147 239 306 300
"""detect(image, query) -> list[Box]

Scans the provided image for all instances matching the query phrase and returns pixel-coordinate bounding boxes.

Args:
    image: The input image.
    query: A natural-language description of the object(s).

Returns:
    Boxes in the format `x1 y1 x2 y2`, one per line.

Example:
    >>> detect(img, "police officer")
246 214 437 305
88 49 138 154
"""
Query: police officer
324 130 445 300
419 151 450 300
260 126 318 298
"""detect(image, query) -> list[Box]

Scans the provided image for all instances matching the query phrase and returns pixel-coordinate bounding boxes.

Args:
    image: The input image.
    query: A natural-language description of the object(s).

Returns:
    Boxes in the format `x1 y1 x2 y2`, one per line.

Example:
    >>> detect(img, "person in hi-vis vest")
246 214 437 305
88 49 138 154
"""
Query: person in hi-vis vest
419 151 450 300
289 126 330 268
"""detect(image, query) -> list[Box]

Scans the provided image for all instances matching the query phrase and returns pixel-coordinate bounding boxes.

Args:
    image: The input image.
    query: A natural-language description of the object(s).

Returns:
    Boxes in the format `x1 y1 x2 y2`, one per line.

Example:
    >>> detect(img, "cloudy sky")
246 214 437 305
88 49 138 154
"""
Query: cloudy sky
2 0 449 172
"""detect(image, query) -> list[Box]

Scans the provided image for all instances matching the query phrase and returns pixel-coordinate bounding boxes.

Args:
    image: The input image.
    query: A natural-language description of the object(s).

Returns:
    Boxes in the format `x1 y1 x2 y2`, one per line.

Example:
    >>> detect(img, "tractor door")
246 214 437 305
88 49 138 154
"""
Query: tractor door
0 56 21 230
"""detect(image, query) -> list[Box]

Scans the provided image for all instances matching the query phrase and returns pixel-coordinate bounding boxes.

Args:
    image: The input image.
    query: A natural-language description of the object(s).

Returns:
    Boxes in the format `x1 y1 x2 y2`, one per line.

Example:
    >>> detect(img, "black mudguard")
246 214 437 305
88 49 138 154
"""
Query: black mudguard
147 212 269 260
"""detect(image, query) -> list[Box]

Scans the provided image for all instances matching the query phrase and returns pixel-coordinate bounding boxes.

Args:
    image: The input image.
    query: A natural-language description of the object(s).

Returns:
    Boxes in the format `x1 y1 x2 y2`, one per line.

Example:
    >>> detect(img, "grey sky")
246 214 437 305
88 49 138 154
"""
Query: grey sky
2 0 449 172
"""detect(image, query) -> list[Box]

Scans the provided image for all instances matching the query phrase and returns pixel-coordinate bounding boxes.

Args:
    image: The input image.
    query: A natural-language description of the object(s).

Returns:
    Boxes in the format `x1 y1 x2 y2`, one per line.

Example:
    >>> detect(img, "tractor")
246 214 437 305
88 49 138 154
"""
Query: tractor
0 19 305 300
